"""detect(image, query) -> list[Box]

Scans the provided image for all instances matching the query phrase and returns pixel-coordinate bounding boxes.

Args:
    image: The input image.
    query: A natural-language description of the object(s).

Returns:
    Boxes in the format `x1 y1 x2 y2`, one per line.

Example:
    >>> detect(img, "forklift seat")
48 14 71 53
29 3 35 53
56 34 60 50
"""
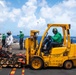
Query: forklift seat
53 38 64 47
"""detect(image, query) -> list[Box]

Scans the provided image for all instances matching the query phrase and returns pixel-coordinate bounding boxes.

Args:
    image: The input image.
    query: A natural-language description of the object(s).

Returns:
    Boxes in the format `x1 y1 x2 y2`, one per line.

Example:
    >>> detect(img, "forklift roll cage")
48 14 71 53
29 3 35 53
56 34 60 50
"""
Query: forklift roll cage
38 24 71 55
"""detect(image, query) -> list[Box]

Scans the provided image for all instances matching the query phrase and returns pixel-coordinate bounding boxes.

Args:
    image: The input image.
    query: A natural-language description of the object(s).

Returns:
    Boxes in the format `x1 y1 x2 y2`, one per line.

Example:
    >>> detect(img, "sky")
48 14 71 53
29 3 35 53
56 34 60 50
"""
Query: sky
0 0 76 36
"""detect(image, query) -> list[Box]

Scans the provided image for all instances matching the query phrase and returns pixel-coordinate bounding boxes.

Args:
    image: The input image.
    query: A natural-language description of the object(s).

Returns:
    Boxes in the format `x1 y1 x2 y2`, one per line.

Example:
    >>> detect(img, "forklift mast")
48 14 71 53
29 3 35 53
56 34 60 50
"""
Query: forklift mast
24 30 39 65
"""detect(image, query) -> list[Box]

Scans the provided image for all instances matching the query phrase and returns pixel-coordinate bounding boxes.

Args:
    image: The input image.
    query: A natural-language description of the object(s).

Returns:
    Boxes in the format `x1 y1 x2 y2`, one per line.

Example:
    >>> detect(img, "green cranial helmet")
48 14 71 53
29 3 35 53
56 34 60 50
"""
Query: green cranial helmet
52 28 58 33
20 30 22 33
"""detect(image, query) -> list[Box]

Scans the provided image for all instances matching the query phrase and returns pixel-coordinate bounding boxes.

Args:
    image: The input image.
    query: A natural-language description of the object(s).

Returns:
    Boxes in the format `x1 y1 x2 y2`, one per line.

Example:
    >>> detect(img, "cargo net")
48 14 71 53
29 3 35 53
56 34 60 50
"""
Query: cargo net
0 47 25 68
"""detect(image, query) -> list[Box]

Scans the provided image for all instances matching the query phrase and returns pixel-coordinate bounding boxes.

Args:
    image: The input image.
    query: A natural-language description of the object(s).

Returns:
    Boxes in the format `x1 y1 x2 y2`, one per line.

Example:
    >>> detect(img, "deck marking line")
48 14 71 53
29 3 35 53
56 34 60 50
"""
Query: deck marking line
22 68 25 75
9 68 16 75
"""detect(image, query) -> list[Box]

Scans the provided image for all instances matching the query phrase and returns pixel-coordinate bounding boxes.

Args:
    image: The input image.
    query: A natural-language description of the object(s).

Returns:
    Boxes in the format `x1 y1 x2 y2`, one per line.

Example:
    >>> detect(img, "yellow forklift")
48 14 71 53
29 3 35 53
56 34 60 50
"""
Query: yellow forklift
24 24 76 70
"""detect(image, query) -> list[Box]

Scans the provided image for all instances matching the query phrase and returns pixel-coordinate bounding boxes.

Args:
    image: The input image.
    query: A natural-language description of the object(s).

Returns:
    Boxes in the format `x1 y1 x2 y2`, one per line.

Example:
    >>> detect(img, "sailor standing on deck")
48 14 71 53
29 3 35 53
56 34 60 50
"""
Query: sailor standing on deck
2 34 6 47
19 31 24 50
6 31 13 52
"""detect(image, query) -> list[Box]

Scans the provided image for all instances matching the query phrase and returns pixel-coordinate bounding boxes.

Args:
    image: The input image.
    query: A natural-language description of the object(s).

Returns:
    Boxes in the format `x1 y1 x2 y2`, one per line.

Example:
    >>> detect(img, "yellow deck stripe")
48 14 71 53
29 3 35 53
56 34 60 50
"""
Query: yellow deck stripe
9 68 25 75
22 68 25 75
9 68 16 75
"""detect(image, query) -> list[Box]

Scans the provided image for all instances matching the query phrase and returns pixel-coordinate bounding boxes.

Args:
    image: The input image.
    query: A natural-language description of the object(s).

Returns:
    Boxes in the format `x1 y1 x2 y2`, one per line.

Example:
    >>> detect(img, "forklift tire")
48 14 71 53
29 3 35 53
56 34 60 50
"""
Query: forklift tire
63 61 73 69
30 57 43 70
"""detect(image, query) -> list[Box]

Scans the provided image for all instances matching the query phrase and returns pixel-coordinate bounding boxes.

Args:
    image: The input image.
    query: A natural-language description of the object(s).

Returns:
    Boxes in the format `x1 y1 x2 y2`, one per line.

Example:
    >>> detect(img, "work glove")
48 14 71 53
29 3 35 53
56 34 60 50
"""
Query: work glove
48 35 51 40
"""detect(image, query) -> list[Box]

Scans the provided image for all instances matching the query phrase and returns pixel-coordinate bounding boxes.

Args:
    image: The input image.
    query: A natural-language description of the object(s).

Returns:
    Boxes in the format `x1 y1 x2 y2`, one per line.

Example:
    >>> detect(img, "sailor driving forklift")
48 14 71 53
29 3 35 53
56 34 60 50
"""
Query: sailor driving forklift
43 28 63 54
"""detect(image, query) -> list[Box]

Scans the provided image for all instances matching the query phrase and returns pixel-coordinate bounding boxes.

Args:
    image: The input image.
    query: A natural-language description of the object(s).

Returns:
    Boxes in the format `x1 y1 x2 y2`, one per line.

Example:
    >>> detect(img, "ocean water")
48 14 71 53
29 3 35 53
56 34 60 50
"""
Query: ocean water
13 36 76 43
13 36 29 41
71 37 76 43
13 36 41 43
